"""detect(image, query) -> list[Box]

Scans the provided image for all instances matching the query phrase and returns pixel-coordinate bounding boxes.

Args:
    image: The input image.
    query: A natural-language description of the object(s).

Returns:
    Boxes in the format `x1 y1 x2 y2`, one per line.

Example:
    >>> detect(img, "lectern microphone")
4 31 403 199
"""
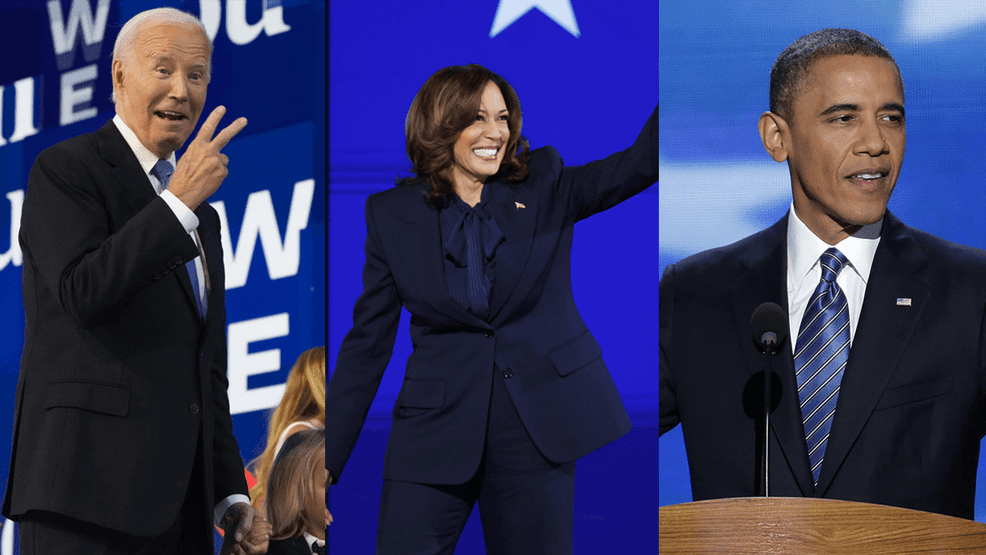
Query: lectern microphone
750 301 787 496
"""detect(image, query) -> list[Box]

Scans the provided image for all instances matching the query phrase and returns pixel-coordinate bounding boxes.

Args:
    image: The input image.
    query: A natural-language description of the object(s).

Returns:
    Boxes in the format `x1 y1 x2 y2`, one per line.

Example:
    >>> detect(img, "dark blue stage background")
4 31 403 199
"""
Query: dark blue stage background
660 0 986 521
328 0 657 552
0 1 325 553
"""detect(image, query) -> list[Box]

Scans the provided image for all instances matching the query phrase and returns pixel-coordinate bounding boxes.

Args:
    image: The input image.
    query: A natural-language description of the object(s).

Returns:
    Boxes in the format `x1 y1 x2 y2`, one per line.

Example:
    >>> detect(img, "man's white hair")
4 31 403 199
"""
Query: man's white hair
110 8 212 104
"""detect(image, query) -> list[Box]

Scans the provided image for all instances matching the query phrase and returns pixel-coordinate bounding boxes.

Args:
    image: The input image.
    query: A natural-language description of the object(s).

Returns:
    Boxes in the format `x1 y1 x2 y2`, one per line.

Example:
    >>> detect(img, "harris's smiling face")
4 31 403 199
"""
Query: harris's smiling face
113 21 210 159
450 81 510 191
761 54 905 244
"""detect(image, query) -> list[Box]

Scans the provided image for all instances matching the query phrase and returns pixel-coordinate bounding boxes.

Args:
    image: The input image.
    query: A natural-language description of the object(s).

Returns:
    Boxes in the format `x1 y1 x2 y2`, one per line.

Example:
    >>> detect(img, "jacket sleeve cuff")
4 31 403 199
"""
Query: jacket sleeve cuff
160 189 200 232
214 493 252 527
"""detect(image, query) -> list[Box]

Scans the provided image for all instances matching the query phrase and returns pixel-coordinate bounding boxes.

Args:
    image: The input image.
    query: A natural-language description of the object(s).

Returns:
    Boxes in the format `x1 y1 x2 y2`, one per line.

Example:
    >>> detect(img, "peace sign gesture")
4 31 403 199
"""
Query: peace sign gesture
168 105 248 210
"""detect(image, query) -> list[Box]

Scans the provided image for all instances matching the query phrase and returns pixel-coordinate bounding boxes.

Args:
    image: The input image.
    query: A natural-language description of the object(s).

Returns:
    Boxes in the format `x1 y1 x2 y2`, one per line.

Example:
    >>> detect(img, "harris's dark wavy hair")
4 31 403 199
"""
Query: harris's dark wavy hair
399 64 529 199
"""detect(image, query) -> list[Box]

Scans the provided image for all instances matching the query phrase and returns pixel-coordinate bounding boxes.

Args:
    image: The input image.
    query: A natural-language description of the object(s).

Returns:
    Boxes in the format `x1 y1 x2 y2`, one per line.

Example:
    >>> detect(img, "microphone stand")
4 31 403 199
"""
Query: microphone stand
761 332 777 497
751 301 786 499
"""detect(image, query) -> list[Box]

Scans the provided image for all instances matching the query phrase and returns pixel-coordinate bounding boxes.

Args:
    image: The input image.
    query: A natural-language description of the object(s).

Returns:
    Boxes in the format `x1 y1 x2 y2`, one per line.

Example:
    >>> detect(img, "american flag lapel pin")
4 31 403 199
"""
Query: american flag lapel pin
515 201 526 210
896 298 912 306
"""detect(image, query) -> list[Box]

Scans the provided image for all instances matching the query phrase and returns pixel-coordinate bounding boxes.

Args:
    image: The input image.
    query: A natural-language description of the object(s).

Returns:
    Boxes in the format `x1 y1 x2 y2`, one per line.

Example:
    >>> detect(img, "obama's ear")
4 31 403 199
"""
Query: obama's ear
758 111 790 163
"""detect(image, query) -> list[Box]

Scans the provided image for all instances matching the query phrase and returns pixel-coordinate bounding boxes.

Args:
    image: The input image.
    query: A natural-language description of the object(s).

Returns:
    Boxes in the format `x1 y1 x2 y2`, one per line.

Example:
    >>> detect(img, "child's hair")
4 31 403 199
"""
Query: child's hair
266 427 326 539
250 346 326 506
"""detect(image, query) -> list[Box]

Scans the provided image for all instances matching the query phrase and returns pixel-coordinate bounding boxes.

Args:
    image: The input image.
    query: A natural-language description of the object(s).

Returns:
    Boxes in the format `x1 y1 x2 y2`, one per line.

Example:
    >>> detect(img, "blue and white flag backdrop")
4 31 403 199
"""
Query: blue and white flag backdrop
0 1 325 552
660 0 986 520
329 0 657 552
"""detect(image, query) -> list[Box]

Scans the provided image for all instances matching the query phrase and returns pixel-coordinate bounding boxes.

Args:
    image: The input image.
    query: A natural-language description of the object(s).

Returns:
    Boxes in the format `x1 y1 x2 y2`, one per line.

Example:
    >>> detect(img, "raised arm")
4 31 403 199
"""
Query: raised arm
556 104 658 222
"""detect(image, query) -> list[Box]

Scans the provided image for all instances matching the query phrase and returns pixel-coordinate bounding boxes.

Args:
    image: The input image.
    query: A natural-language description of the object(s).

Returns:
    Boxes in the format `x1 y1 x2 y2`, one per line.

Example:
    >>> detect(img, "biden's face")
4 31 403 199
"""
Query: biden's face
113 21 210 159
777 55 905 244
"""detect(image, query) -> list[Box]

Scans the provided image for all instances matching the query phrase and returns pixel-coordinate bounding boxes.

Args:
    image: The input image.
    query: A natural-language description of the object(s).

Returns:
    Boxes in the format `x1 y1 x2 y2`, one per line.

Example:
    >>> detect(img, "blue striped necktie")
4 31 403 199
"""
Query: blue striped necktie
795 247 850 486
150 160 207 319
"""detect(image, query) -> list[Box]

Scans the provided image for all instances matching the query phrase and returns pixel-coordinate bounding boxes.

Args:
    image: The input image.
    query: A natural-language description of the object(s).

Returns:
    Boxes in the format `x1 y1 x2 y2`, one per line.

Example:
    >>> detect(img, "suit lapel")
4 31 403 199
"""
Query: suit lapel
487 181 537 322
815 212 931 494
390 182 486 327
95 121 157 211
170 226 199 320
95 120 202 322
196 207 224 327
731 215 816 495
387 178 536 326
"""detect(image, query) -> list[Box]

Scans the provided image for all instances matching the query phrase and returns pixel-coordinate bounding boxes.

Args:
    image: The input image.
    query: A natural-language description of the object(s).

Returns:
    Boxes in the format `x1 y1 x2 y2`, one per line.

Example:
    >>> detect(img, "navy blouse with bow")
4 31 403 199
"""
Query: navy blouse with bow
439 185 505 320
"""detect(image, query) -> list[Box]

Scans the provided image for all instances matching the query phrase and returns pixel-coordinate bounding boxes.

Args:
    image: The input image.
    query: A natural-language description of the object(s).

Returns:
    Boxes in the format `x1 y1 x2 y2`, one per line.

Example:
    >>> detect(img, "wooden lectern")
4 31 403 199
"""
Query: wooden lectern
659 497 986 554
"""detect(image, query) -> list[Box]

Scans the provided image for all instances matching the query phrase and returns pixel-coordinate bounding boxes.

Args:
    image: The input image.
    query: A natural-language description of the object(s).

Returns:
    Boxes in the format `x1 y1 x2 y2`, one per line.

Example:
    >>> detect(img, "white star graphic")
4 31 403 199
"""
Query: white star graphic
490 0 581 38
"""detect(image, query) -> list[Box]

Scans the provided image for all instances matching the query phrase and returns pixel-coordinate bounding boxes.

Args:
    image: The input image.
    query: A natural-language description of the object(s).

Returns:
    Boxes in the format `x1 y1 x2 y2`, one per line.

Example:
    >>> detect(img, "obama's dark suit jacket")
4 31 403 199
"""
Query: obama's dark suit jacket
660 212 986 519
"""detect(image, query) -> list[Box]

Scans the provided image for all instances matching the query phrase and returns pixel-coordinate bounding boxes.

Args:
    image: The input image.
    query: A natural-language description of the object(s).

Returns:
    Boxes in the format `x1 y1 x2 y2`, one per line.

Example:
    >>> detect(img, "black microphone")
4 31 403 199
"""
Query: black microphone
750 302 787 497
751 302 788 355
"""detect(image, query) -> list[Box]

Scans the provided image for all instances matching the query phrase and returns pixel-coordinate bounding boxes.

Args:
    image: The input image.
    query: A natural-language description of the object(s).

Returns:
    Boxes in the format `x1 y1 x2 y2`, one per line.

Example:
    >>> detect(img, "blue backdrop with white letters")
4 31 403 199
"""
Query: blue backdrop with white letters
0 1 325 553
660 0 986 522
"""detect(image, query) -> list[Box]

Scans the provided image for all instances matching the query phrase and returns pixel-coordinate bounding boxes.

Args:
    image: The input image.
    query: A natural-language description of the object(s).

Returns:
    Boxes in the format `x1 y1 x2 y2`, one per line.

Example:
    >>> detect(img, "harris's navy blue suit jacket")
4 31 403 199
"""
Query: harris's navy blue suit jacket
660 212 986 518
326 106 657 484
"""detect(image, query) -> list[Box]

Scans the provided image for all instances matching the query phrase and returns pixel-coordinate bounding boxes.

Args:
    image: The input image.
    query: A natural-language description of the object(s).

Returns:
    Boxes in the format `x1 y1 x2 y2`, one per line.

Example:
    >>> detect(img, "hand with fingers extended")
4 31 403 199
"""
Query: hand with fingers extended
168 105 247 210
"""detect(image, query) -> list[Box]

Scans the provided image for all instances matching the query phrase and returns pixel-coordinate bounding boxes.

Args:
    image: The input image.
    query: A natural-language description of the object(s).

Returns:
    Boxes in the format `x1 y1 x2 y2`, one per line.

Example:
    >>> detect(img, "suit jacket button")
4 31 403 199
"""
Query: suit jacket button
485 331 494 339
189 404 199 414
502 367 513 378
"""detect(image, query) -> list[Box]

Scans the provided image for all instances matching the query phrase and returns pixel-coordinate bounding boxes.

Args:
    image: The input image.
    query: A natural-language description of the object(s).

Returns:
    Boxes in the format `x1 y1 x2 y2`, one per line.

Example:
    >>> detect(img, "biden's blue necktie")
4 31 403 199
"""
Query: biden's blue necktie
795 247 850 486
150 160 207 319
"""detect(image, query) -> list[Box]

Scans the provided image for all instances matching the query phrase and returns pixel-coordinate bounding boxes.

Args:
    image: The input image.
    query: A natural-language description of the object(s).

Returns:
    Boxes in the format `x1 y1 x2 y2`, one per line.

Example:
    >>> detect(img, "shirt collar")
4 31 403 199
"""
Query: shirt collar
303 532 324 552
112 114 177 182
786 202 882 293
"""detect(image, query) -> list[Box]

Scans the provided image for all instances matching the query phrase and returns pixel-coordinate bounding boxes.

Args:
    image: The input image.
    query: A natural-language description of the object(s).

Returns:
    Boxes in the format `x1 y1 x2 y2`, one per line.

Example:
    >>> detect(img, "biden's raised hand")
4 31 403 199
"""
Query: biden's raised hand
169 105 247 210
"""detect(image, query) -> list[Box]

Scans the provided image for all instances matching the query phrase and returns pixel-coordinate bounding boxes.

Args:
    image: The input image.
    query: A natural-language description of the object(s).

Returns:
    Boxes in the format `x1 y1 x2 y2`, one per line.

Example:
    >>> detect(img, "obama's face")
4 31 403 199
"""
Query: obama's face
761 55 905 244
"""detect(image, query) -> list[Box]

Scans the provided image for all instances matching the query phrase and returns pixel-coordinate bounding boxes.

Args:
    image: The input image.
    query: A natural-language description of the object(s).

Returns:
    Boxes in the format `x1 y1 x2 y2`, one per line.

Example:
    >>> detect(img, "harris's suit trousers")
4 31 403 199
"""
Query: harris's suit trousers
376 368 575 555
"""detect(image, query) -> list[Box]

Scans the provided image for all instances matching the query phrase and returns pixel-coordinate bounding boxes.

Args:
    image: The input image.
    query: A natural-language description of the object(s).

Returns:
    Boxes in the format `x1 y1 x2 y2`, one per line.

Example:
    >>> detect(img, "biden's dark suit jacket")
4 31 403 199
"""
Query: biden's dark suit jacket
326 106 657 484
660 211 986 518
2 120 248 536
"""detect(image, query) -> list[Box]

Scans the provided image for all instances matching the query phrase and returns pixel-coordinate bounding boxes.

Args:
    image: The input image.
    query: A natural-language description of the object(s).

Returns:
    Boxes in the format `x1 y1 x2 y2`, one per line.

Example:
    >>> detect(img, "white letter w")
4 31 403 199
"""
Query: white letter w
213 179 315 290
47 0 110 71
